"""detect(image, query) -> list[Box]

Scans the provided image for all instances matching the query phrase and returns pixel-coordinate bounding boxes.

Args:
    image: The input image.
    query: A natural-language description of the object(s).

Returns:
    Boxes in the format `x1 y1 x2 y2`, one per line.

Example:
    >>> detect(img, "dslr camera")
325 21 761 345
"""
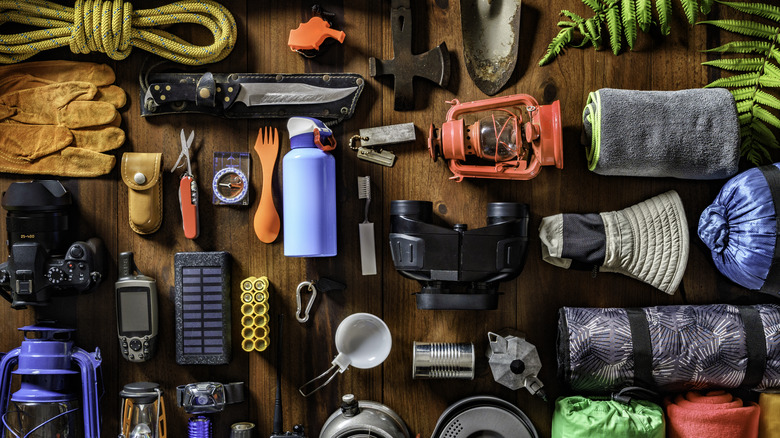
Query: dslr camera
389 200 529 310
0 180 104 309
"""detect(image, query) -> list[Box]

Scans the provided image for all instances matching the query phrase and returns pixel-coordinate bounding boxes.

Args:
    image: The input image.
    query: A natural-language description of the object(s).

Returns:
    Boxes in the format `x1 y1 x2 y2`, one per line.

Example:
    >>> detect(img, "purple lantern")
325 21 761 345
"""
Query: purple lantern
0 326 101 438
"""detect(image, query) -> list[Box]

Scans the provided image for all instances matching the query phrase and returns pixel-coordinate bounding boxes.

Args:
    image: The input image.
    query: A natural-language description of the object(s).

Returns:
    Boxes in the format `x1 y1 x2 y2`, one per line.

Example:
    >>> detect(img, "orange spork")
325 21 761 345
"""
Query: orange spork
253 127 281 243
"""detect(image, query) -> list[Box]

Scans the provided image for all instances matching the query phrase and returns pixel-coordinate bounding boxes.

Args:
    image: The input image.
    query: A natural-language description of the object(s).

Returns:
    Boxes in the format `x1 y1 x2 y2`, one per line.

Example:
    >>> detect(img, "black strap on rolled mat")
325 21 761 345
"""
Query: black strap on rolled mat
738 306 767 389
626 308 654 389
758 164 780 297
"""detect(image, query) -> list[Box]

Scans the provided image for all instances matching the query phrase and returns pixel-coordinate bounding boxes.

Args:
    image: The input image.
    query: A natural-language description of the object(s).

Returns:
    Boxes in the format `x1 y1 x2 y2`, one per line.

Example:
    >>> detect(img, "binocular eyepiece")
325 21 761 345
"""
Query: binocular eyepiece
389 200 529 310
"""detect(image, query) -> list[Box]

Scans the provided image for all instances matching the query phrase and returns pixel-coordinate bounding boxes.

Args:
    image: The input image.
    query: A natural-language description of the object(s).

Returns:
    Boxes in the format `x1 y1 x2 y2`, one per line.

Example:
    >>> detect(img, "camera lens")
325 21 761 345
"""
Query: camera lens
2 181 72 256
486 202 528 225
390 200 433 222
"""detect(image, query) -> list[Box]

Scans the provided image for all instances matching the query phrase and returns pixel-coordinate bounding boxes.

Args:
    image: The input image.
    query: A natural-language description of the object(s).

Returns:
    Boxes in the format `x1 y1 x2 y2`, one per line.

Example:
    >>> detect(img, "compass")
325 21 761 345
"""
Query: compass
212 167 249 205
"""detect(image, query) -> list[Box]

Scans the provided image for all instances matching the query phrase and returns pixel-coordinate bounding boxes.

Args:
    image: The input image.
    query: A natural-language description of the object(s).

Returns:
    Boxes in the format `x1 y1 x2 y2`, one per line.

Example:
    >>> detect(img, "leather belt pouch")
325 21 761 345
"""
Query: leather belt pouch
122 153 163 234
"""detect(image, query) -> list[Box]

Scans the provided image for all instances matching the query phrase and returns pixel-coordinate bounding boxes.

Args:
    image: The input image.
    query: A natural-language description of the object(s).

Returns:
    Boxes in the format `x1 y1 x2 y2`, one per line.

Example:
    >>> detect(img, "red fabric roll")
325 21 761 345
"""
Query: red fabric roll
664 390 760 438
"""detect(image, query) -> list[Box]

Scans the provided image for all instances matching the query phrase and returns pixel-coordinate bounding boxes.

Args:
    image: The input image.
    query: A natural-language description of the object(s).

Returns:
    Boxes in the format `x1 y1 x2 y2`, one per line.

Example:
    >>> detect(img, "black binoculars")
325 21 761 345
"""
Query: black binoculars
389 200 529 310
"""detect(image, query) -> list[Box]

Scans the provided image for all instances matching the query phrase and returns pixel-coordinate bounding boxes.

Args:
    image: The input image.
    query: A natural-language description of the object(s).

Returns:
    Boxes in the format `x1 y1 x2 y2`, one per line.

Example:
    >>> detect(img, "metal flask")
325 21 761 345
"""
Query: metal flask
485 332 546 400
319 394 409 438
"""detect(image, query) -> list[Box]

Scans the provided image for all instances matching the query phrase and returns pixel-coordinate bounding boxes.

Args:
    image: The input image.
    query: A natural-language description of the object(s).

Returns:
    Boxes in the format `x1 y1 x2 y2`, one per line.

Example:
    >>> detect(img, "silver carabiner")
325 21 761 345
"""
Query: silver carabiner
296 281 318 323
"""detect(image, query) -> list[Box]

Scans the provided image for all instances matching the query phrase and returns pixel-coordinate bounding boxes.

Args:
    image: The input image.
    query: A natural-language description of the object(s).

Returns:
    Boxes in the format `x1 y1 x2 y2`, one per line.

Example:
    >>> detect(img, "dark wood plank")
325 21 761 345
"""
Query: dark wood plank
0 1 773 438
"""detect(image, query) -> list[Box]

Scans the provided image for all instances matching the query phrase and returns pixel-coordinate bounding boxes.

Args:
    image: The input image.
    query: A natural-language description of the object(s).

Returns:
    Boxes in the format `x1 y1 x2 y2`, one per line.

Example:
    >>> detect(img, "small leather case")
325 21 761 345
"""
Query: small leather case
122 153 163 234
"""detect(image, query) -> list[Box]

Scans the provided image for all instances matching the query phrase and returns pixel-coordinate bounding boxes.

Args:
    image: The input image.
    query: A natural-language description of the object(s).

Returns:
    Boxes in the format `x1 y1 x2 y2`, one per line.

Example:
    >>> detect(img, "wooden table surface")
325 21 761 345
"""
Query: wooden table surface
0 1 775 437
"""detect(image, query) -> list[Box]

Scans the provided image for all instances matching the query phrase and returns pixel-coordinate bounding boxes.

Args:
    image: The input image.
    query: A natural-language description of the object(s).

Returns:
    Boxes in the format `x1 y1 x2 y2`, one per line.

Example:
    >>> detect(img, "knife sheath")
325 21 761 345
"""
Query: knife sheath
141 72 365 124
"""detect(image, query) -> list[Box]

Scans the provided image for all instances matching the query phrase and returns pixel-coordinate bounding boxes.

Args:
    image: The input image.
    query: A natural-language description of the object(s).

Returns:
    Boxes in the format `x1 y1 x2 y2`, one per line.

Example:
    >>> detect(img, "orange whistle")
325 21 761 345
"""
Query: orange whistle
288 16 345 54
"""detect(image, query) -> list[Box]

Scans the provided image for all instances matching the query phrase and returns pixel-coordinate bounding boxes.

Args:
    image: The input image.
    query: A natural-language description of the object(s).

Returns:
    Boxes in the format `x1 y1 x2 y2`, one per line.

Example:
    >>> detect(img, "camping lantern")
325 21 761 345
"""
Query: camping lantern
119 382 167 438
0 326 101 438
428 94 563 181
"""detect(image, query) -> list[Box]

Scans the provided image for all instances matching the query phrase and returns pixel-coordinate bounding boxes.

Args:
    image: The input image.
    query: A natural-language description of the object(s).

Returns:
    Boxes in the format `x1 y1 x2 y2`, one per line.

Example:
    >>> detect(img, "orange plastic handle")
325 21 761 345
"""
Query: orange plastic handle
179 176 199 239
288 17 346 51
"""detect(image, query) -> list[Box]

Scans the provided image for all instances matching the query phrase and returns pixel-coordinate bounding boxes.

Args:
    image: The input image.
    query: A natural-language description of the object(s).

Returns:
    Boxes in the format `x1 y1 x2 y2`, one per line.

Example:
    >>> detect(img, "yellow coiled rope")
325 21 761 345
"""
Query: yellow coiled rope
0 0 237 65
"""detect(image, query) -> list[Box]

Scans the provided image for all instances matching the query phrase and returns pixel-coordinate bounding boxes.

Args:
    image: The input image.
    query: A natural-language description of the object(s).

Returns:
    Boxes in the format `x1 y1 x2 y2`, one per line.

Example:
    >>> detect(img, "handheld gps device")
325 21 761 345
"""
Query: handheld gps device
116 251 159 362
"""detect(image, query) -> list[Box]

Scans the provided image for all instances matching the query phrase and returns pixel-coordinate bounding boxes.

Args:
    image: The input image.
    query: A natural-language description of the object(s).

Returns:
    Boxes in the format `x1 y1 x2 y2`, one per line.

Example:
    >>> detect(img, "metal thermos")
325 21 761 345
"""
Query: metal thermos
412 342 475 379
283 117 337 257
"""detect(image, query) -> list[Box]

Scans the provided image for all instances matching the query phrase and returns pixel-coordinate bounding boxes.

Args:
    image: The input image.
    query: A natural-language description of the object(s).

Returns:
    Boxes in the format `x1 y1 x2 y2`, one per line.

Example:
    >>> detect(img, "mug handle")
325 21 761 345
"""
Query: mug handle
298 353 350 397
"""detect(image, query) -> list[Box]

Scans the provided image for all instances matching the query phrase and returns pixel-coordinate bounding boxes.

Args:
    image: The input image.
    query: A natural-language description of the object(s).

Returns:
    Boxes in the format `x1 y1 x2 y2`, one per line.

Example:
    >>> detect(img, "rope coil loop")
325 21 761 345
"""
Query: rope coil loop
0 0 237 65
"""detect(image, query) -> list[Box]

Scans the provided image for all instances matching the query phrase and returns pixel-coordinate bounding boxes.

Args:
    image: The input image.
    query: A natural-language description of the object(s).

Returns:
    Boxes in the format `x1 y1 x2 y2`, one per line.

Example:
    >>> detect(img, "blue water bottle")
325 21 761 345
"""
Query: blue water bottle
283 117 337 257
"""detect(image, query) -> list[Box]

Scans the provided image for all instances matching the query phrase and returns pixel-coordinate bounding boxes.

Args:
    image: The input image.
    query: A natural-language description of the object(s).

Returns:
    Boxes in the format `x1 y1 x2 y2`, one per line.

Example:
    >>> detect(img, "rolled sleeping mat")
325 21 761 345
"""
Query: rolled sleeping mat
558 304 780 393
552 396 665 438
582 88 740 179
665 391 760 438
699 162 780 297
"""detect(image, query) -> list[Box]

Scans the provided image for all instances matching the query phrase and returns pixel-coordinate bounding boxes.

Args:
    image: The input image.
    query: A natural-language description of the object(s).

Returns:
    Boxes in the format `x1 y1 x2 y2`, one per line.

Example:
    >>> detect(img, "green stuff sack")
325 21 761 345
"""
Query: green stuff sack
552 396 665 438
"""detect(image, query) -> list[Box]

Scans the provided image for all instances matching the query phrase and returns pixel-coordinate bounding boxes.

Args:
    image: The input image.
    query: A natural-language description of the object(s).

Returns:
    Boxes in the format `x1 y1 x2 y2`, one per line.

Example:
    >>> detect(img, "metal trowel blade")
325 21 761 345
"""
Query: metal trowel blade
460 0 522 96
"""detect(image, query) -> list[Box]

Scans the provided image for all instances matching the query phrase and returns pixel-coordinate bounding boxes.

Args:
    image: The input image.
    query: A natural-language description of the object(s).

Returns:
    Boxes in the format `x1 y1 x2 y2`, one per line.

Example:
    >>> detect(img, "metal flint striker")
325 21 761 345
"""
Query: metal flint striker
351 123 416 167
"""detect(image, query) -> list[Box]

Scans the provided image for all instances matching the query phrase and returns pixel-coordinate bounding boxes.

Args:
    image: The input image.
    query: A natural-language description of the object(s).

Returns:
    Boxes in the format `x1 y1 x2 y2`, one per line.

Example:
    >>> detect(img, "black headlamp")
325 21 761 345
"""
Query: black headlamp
176 382 245 414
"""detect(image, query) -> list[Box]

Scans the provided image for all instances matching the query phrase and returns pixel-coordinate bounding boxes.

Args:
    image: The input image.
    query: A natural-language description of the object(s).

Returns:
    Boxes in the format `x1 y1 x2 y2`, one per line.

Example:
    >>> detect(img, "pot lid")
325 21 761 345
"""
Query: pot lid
431 395 539 438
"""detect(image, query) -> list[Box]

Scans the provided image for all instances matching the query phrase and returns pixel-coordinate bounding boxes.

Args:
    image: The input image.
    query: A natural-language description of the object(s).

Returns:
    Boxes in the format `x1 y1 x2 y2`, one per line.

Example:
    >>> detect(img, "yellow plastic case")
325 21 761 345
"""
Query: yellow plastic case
239 276 270 352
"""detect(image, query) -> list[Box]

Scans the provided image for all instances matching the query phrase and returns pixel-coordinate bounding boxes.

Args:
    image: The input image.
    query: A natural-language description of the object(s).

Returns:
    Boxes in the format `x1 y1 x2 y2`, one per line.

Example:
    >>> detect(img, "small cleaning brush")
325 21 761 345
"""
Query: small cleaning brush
357 176 377 275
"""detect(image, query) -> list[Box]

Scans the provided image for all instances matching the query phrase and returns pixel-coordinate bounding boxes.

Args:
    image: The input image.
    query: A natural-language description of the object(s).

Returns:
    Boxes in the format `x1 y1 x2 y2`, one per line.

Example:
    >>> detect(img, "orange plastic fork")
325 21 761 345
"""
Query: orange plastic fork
253 127 281 243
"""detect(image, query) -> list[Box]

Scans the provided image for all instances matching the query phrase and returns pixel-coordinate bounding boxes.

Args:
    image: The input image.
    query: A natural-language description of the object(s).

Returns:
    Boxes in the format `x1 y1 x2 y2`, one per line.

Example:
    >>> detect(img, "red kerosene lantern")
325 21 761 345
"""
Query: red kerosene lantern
428 94 563 181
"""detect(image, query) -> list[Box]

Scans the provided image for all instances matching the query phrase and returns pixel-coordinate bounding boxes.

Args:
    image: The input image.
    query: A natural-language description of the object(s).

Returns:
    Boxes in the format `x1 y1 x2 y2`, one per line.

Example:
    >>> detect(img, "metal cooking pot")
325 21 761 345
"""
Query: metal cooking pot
319 394 409 438
430 395 539 438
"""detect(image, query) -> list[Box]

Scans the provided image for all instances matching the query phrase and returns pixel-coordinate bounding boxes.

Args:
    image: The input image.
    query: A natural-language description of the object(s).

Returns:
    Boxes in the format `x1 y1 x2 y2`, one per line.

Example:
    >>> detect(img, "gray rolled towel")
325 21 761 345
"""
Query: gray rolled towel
582 88 740 179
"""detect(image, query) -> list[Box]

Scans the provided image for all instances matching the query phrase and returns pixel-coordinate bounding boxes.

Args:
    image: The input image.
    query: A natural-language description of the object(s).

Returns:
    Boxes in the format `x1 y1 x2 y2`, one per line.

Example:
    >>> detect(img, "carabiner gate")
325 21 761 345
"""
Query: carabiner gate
296 281 318 323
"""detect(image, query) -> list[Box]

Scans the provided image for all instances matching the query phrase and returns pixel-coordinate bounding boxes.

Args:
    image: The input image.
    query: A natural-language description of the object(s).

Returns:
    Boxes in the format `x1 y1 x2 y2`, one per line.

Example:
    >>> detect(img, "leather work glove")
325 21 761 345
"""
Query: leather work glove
0 61 126 177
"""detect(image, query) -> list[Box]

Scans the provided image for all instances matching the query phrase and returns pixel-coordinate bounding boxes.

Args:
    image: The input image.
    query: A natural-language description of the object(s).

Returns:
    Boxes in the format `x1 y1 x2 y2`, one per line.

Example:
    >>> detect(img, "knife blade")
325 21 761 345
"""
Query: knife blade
235 83 358 106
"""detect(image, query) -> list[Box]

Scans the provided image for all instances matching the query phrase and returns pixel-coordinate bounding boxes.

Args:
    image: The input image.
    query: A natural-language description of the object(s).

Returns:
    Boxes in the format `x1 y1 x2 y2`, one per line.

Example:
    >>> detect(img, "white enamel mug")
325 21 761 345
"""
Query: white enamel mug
299 313 391 396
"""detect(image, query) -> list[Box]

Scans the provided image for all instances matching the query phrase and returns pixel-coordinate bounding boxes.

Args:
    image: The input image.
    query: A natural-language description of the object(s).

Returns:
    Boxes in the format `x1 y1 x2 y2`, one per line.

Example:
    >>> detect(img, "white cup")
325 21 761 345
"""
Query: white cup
333 313 392 370
299 312 392 397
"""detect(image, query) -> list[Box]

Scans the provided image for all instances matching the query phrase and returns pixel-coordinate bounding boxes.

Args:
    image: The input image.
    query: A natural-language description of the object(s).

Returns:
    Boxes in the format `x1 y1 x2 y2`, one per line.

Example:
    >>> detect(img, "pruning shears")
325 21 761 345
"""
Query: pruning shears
172 129 199 239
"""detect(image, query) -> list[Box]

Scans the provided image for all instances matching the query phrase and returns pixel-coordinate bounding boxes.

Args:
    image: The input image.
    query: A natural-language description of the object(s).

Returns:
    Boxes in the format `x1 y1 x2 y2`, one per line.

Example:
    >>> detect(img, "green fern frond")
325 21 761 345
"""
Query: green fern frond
680 0 699 24
585 18 603 50
751 119 780 149
606 7 623 54
763 62 780 78
754 105 780 129
562 10 586 22
701 0 714 14
739 112 753 126
656 0 672 34
756 91 780 110
730 87 756 101
717 1 780 24
771 49 780 64
698 20 778 40
703 57 766 72
745 145 766 166
759 75 780 87
706 71 761 88
704 41 773 54
621 0 638 49
582 0 602 13
636 0 652 32
539 26 575 66
736 98 754 113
